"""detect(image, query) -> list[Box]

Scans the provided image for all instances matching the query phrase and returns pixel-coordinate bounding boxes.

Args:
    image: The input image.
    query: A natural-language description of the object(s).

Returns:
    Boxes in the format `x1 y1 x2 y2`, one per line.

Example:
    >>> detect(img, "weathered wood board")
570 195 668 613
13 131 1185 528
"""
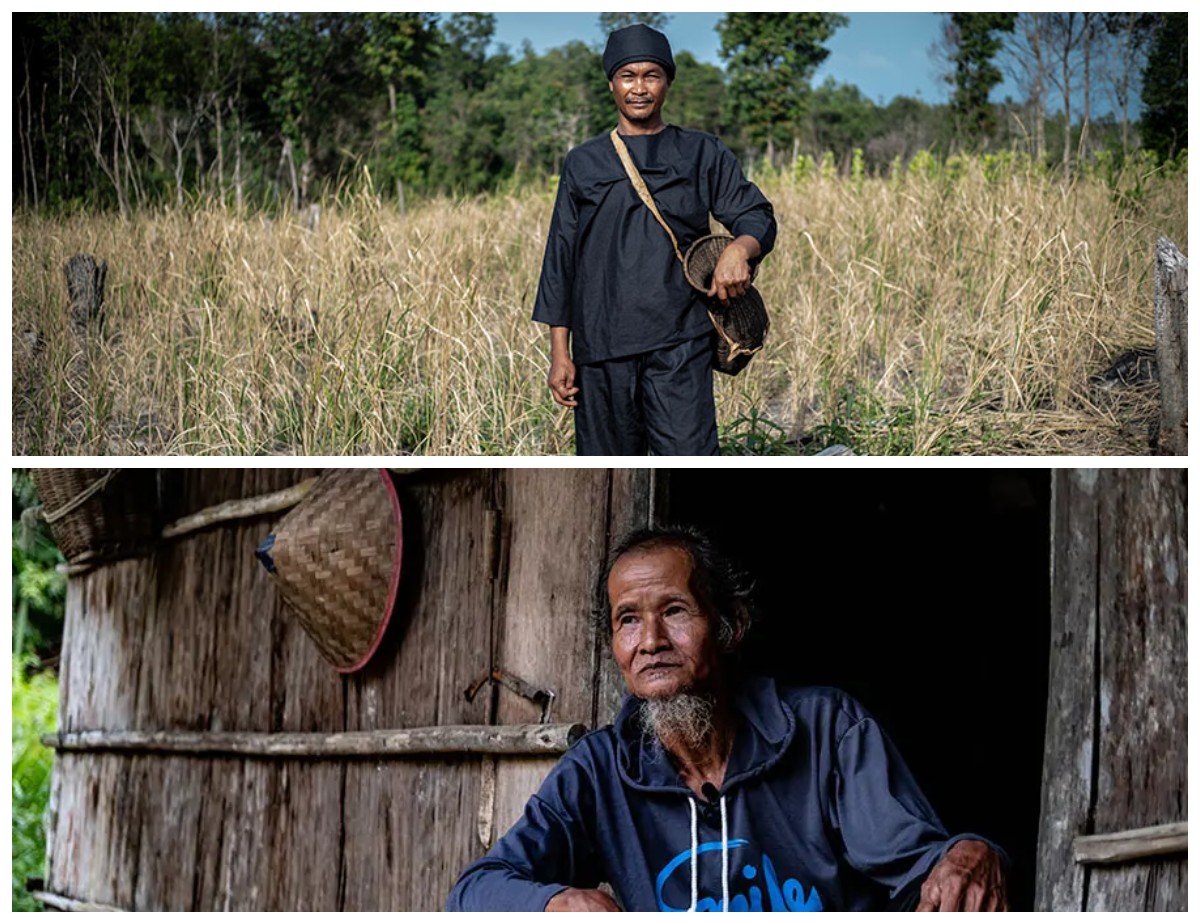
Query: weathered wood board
342 472 494 910
1035 469 1187 911
488 470 610 845
1088 470 1187 910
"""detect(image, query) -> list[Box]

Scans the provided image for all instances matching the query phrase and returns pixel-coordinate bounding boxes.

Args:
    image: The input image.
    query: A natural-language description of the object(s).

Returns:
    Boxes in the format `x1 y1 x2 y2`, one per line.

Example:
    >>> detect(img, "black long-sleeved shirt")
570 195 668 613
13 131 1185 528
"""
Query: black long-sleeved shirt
532 126 777 365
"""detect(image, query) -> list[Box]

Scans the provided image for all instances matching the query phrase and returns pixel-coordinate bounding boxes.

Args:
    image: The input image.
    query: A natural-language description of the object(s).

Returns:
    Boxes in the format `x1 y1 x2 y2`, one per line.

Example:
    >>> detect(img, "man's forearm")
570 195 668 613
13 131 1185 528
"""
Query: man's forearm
730 234 762 262
550 325 571 359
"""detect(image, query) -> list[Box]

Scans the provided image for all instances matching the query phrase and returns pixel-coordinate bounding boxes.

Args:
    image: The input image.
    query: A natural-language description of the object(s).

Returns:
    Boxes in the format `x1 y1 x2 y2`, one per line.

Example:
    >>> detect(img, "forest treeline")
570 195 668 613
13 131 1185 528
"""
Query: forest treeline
14 12 1188 214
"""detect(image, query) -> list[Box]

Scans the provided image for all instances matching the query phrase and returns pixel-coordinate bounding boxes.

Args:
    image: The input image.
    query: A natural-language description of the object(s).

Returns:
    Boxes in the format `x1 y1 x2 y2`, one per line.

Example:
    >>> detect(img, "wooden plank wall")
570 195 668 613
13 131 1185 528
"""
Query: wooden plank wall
1035 469 1187 911
46 468 654 911
341 471 495 911
488 470 610 845
1088 469 1187 910
49 470 328 911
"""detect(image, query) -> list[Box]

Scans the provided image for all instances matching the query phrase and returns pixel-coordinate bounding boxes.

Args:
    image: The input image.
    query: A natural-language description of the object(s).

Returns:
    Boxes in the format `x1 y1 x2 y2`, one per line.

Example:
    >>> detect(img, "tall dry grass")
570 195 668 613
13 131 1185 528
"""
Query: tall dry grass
12 160 1186 455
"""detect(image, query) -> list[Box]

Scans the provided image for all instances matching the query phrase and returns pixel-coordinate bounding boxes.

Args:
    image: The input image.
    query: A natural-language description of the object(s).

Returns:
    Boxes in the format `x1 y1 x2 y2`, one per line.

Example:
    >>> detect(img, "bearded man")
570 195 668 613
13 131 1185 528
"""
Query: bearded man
533 24 776 455
446 526 1009 912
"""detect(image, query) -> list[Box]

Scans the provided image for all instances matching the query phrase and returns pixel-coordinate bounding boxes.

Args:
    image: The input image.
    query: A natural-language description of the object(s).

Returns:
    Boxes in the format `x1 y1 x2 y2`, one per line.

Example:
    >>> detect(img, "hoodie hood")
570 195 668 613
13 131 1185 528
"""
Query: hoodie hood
614 672 797 794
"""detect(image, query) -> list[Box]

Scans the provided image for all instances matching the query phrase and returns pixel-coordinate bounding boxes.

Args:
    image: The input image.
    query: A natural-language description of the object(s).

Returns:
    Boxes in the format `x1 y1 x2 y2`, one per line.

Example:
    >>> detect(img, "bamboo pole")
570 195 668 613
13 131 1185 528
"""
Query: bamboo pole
160 477 319 539
1073 821 1187 865
31 890 125 912
45 723 587 758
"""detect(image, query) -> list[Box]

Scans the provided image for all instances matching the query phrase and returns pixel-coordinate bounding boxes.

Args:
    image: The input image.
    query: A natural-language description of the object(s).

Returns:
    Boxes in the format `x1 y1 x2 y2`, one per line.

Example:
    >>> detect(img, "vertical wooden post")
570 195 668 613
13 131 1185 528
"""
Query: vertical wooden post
1036 470 1099 910
1154 237 1187 455
62 254 107 447
64 254 107 337
1037 470 1188 910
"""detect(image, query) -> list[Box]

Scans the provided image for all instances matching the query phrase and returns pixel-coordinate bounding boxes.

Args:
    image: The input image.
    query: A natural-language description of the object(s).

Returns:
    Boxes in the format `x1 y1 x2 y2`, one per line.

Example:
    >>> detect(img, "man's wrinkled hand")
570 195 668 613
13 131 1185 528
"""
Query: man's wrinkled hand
707 241 753 304
545 888 621 911
916 839 1007 911
548 354 579 408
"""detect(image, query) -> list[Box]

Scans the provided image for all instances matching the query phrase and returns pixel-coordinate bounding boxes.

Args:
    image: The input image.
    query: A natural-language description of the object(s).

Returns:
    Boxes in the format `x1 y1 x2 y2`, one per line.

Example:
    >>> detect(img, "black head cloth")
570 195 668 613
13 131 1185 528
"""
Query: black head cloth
603 24 676 82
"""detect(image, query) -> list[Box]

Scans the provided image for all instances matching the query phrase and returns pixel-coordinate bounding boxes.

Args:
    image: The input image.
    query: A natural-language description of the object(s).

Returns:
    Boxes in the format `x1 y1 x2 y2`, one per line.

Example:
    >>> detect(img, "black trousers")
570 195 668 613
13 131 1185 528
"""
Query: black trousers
574 334 719 456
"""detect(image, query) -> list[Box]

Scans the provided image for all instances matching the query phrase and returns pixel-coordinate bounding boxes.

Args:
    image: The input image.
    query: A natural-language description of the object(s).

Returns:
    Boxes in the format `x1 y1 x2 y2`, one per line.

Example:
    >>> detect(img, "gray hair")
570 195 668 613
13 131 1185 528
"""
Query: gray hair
593 524 756 650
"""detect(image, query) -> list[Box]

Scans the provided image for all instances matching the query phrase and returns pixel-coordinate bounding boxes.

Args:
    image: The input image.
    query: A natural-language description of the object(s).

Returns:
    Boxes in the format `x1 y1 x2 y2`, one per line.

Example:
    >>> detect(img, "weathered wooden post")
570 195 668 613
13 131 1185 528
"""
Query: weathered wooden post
65 254 107 337
61 254 107 446
1037 469 1187 910
1153 238 1187 455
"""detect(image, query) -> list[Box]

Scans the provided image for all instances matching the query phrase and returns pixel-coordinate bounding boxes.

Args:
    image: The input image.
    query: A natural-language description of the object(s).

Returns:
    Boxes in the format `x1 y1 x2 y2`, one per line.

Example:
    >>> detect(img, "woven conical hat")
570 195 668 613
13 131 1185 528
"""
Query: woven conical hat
258 469 402 673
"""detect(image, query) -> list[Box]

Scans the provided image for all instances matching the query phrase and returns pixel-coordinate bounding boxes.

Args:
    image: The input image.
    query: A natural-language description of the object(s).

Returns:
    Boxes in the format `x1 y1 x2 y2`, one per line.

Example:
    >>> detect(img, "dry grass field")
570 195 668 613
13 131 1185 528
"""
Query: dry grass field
12 159 1186 455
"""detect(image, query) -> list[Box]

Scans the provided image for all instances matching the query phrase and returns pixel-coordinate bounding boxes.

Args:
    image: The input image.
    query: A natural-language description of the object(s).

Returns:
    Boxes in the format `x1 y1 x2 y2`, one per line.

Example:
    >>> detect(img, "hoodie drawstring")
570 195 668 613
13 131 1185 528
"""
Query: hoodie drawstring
688 797 699 911
720 795 729 912
688 794 730 912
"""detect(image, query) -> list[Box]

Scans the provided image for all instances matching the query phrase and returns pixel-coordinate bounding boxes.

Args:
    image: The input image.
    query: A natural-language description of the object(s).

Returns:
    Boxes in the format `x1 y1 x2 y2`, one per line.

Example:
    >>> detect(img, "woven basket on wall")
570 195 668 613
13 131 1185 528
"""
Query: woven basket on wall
256 468 403 673
32 469 161 564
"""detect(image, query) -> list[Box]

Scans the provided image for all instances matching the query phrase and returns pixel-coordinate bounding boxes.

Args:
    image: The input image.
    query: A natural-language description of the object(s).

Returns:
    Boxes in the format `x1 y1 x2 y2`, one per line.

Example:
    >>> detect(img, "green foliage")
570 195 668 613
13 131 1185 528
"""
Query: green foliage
717 13 847 162
808 383 965 456
664 51 727 135
808 78 881 158
850 148 865 190
1090 146 1187 213
10 12 1183 213
981 150 1033 183
12 473 66 663
719 407 796 455
12 660 58 911
908 149 939 180
943 13 1017 145
1140 13 1187 160
792 153 817 184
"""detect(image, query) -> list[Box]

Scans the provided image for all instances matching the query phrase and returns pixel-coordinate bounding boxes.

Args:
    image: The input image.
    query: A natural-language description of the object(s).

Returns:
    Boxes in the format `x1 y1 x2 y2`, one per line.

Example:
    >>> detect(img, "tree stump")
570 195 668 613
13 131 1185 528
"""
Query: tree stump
1154 238 1187 455
64 254 107 338
62 254 108 449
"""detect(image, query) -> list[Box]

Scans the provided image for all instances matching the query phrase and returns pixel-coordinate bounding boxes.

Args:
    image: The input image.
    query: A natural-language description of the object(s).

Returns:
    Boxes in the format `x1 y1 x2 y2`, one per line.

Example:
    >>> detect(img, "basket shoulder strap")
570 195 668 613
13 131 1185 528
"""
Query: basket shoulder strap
610 129 685 266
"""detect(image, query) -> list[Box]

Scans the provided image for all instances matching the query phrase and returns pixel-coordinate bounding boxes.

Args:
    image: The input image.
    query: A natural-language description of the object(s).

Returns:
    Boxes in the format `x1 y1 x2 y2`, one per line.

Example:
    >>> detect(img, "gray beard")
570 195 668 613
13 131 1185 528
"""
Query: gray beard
638 692 716 753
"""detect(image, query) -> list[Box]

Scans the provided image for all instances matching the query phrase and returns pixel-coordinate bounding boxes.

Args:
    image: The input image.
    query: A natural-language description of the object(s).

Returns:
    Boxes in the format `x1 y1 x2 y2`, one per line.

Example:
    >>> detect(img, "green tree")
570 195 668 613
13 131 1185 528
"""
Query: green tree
439 13 497 92
262 13 381 207
663 50 726 135
1140 13 1187 160
1101 13 1157 156
807 78 882 161
424 14 506 193
487 41 610 177
717 13 848 164
941 13 1017 147
362 13 439 200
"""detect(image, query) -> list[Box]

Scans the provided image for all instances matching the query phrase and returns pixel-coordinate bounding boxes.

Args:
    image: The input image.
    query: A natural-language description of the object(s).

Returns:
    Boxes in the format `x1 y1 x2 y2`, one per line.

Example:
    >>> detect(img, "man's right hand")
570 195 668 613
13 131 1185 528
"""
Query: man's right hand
548 353 579 408
545 888 621 911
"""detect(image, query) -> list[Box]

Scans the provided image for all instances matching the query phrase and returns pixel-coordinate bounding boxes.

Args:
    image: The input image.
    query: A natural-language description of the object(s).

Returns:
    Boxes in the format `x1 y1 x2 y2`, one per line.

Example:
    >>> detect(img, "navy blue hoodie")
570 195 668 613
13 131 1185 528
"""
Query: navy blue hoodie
447 675 997 912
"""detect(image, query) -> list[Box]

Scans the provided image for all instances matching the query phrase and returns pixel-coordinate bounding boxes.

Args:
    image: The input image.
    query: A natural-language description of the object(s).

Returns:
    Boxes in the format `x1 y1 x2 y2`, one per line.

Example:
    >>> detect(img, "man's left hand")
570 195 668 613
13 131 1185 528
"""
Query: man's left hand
916 839 1008 911
707 237 758 303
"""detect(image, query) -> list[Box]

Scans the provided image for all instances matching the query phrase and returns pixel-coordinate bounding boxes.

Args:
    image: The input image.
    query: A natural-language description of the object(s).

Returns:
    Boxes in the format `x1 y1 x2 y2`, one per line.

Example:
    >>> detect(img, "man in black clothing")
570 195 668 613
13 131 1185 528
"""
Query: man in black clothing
532 24 777 456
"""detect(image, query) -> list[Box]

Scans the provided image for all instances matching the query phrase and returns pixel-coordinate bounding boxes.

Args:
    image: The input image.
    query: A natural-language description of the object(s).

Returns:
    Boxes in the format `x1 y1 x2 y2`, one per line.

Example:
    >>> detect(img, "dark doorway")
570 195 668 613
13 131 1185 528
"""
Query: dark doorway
665 470 1051 910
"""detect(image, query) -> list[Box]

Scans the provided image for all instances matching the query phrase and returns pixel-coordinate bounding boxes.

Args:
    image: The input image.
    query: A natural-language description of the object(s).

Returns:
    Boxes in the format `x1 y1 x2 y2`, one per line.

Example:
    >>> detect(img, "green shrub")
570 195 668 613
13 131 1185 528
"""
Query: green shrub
12 661 58 911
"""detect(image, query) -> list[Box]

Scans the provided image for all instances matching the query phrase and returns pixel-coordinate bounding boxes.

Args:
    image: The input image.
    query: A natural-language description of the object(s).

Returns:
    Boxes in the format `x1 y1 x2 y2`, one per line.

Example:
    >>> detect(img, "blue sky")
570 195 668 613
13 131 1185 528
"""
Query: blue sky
490 13 1009 108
